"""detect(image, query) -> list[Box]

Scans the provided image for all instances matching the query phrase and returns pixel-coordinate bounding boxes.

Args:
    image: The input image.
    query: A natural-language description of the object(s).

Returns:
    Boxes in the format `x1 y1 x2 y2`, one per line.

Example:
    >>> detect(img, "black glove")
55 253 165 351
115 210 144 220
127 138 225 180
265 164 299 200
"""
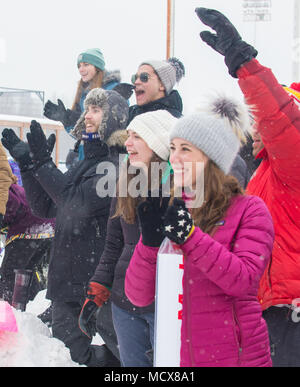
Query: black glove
44 99 80 128
137 194 170 247
163 199 194 245
44 99 67 122
65 108 81 128
0 214 3 229
26 120 56 168
78 299 98 339
1 128 33 172
78 282 110 338
195 7 258 78
112 83 135 100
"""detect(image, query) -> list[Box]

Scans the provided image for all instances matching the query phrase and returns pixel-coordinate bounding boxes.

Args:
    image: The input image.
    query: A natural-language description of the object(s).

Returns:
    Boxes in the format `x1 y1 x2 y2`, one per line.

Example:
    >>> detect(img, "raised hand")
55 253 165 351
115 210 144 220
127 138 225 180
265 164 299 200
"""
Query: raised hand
26 120 56 168
1 128 33 171
195 7 257 77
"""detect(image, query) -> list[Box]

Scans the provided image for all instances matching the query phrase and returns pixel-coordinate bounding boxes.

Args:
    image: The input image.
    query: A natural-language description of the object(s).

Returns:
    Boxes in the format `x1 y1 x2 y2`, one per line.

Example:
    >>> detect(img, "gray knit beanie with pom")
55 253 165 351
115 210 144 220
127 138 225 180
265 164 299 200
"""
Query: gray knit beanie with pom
141 57 185 94
170 94 252 174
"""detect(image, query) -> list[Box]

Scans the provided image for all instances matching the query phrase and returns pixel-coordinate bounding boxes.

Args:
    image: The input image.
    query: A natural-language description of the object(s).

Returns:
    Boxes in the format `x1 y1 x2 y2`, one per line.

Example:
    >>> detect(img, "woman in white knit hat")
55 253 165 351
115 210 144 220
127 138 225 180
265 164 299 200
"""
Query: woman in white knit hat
84 109 178 367
125 95 275 367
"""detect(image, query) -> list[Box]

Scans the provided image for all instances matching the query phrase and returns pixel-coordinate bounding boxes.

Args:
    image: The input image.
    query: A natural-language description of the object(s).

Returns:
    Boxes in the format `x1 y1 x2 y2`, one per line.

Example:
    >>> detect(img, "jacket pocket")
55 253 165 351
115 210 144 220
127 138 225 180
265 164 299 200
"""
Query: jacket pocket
232 306 242 363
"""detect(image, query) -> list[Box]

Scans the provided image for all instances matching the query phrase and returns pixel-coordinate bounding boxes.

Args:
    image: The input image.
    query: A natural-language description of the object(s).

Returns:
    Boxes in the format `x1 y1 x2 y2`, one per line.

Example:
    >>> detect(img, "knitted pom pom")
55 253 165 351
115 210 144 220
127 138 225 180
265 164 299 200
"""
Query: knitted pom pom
197 94 253 144
168 57 185 82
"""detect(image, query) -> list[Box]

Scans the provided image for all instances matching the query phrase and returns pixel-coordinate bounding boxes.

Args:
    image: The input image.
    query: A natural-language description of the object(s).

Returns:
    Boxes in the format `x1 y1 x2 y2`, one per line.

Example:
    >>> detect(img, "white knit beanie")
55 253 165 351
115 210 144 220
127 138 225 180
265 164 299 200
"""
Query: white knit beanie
141 58 185 95
170 95 252 173
127 110 178 160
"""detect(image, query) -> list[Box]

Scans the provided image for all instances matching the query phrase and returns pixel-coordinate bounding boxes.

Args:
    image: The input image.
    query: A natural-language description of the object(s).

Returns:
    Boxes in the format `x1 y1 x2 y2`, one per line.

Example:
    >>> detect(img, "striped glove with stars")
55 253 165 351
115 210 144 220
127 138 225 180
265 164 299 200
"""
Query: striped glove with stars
163 198 195 245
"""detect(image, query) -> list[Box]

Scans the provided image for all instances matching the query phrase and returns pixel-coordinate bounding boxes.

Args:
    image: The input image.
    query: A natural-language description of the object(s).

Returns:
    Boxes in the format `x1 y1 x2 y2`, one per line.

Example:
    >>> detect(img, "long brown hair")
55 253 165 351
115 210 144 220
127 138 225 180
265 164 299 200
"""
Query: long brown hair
114 156 243 232
71 69 104 110
113 153 168 224
188 160 243 235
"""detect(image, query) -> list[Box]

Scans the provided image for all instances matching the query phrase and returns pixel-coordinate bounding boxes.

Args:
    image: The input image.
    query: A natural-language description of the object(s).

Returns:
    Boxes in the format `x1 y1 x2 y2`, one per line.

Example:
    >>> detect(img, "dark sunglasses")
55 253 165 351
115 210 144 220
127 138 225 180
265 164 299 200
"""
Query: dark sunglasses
131 72 153 84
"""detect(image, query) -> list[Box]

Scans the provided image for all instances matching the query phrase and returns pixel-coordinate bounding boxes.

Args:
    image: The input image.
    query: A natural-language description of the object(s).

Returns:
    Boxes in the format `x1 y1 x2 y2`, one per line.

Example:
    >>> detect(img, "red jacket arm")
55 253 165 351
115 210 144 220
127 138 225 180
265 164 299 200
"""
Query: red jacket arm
237 59 300 185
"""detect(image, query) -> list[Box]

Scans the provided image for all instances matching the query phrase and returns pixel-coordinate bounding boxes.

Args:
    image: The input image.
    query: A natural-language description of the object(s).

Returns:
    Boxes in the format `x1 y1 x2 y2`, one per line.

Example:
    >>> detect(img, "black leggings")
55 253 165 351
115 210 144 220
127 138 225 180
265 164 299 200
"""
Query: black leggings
52 299 120 367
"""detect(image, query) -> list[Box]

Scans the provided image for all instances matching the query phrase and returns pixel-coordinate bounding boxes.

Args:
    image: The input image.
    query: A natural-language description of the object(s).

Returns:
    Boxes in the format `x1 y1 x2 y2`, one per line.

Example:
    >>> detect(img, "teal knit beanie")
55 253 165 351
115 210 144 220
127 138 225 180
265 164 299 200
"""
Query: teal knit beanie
77 48 105 71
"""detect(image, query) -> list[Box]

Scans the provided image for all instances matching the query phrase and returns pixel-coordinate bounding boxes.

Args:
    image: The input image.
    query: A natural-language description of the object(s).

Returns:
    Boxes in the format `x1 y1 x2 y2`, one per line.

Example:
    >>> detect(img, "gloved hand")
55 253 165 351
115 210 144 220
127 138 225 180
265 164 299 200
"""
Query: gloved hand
26 120 56 168
112 83 135 100
163 198 195 245
44 99 67 123
1 128 33 171
195 7 258 78
137 194 170 247
65 108 81 128
78 282 110 339
44 99 80 128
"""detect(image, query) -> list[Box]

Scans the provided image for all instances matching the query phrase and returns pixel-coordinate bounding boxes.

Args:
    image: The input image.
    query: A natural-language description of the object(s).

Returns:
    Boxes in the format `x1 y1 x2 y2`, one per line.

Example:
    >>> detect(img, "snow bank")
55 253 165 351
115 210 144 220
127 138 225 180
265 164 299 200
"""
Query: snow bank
0 291 82 367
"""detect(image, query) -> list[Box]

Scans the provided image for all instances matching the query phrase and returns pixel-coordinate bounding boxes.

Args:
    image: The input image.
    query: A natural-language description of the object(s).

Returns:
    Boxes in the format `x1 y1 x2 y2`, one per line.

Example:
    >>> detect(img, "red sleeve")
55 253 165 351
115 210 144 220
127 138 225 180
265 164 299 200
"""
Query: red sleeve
237 59 300 185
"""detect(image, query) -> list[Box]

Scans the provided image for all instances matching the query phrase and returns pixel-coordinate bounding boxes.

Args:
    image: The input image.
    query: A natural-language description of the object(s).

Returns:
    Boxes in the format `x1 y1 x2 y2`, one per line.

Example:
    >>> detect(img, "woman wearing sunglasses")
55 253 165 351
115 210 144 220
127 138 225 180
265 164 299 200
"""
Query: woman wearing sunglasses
128 57 185 124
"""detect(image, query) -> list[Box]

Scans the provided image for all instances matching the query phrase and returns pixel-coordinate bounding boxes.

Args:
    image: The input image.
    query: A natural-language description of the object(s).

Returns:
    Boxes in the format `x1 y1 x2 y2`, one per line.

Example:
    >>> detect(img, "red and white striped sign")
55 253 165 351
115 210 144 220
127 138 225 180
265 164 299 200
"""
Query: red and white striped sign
154 238 184 367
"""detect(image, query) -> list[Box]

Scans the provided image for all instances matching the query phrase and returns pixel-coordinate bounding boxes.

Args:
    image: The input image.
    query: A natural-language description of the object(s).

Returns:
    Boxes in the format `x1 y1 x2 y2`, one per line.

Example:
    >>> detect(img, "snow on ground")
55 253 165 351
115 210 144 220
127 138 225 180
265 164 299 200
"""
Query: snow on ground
0 290 93 367
1 236 104 367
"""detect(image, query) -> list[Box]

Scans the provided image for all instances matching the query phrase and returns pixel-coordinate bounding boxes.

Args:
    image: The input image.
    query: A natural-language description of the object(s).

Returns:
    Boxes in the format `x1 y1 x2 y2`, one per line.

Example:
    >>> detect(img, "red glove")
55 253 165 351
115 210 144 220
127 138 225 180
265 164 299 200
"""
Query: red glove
78 282 111 338
86 282 110 307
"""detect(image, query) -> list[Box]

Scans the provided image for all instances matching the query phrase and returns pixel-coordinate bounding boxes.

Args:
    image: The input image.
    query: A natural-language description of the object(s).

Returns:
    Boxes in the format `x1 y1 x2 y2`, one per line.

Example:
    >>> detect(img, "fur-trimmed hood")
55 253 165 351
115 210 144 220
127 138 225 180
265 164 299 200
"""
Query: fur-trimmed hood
71 88 129 148
103 69 121 88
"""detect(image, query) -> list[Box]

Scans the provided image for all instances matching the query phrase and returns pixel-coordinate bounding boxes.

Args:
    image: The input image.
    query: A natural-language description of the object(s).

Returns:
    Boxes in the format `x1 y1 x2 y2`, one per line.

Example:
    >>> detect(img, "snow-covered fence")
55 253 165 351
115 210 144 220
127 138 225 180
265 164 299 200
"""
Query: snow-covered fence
0 114 64 166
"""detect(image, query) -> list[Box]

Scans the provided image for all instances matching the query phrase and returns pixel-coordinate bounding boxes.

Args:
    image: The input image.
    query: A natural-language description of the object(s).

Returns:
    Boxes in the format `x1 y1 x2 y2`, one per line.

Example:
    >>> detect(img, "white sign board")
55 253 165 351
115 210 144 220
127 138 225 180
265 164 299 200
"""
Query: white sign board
154 239 184 367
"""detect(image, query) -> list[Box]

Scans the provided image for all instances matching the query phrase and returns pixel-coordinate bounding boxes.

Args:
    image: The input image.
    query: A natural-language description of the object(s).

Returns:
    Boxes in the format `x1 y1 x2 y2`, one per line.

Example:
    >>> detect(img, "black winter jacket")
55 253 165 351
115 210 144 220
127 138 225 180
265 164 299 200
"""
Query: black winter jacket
21 141 117 302
91 197 154 315
128 90 183 124
229 154 251 189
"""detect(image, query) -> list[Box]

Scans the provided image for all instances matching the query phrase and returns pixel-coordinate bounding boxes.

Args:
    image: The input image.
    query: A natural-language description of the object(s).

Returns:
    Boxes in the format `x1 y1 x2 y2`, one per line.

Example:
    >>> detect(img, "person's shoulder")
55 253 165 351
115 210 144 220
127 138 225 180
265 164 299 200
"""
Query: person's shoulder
230 194 265 212
237 195 271 222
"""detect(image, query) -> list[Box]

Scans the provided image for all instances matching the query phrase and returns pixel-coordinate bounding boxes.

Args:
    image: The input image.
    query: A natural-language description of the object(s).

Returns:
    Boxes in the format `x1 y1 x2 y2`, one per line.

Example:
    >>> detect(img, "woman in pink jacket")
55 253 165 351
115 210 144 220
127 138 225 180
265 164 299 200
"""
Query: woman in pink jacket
125 95 275 367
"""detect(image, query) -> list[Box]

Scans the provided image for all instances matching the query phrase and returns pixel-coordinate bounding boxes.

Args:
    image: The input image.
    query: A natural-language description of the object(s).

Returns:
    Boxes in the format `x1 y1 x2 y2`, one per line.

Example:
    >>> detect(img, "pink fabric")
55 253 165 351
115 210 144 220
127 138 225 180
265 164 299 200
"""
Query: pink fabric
125 195 274 367
0 301 18 333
